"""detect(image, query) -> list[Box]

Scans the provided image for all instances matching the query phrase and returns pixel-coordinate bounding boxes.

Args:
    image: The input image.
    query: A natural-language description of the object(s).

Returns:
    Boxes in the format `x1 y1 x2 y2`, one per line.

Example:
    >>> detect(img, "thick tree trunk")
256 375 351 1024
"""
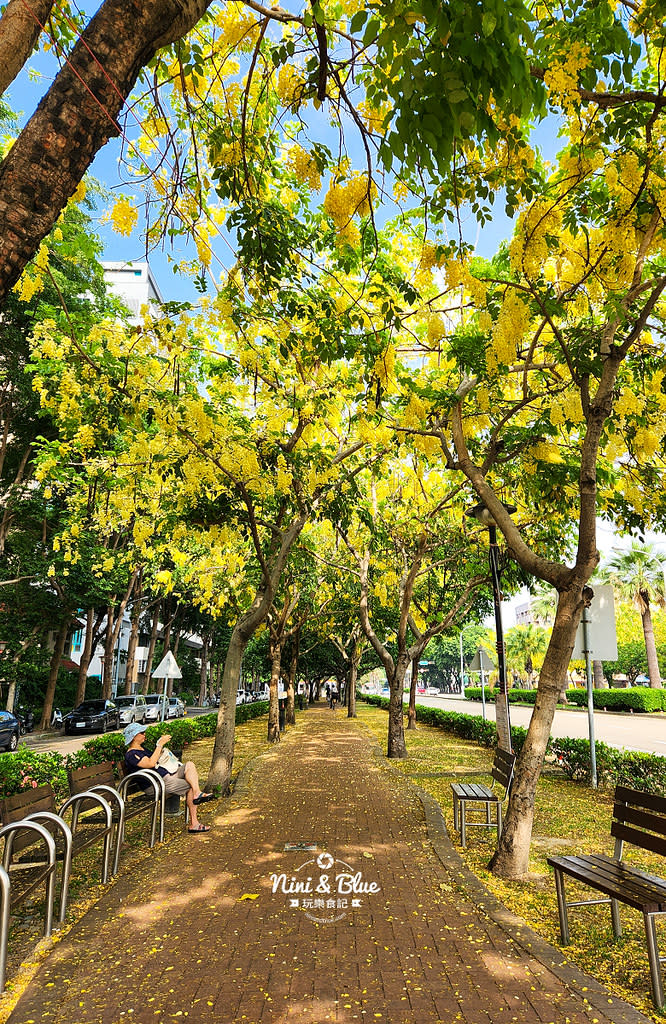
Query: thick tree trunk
641 598 662 687
268 640 282 743
387 655 410 758
285 633 299 727
124 595 141 695
75 606 96 705
141 603 160 695
101 603 116 699
0 0 56 96
0 0 217 303
592 658 607 689
407 655 418 730
39 614 71 730
198 637 210 706
347 650 359 719
490 588 584 878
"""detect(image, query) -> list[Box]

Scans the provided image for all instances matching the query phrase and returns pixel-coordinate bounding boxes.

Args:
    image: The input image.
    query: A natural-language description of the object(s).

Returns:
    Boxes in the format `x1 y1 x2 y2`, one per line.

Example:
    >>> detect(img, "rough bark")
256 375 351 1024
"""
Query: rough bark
101 602 116 700
141 602 161 694
285 629 300 727
0 0 218 303
124 593 142 695
39 614 71 730
198 636 210 706
592 658 607 689
641 599 662 688
75 606 96 706
407 655 418 730
267 639 282 743
0 0 56 96
347 642 359 719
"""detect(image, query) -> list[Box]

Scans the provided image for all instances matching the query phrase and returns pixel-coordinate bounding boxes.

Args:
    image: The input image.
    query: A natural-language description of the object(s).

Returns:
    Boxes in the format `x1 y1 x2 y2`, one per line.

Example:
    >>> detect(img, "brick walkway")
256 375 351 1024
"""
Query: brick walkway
7 707 649 1024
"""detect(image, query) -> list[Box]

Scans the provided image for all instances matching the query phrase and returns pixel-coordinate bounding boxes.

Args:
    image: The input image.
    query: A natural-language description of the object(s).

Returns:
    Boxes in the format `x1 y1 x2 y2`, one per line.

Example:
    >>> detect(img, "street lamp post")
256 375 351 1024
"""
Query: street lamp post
465 501 516 753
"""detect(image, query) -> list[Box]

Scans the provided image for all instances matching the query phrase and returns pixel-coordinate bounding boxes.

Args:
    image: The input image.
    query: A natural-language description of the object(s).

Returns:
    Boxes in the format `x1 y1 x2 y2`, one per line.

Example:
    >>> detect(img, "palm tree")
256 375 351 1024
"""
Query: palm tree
505 624 549 688
600 541 666 688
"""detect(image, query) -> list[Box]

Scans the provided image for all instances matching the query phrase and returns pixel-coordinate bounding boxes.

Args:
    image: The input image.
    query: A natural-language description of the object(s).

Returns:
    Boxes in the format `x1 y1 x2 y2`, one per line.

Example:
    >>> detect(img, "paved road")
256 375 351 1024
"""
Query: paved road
411 693 666 755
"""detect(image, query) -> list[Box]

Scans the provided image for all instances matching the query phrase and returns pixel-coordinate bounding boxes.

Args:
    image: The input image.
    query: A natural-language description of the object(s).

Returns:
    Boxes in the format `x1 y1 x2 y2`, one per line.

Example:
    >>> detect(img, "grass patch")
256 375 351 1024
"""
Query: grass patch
355 702 666 1022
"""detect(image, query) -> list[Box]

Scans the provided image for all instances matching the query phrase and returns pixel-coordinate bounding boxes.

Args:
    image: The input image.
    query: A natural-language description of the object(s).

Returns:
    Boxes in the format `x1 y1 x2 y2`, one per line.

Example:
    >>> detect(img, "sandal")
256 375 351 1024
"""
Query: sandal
193 793 214 805
188 824 211 833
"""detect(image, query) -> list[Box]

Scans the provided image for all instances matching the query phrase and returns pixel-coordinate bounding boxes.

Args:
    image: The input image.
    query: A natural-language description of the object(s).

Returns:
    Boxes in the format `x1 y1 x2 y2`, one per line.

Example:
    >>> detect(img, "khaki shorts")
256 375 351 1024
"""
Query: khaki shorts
162 762 191 797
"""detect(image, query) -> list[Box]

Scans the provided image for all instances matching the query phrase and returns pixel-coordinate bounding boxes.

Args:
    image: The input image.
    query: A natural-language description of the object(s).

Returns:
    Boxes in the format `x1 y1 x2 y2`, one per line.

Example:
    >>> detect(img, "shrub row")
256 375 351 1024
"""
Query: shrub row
464 685 666 713
0 702 269 801
359 693 530 756
551 737 666 795
360 693 666 793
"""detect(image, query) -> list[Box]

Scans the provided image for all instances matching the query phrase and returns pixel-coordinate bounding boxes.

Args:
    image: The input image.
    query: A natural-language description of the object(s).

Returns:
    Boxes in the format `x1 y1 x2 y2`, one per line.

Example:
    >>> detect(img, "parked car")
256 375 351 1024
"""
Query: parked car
114 694 147 725
168 697 185 719
425 686 441 696
0 710 20 752
144 694 170 722
380 686 390 697
64 699 120 735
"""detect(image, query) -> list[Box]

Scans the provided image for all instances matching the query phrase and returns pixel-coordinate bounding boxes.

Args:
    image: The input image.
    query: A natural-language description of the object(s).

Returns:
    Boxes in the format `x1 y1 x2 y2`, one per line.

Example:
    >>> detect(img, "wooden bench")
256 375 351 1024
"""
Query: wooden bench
67 762 165 875
548 786 666 1007
0 783 114 925
451 747 515 847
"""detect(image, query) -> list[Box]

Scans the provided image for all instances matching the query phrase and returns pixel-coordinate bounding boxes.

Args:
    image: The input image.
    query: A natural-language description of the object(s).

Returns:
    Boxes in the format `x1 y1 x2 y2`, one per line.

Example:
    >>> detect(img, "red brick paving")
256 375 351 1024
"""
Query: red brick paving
7 707 650 1024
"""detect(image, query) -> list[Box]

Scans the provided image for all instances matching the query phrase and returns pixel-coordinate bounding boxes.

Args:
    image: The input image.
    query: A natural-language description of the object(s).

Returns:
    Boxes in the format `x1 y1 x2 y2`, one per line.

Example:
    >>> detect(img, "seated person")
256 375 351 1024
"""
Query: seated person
123 722 213 834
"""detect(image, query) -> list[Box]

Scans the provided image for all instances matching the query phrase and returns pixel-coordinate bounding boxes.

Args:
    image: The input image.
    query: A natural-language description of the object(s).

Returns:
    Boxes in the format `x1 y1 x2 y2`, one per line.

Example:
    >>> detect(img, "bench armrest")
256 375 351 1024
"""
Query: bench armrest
118 771 164 802
59 791 113 840
86 784 124 816
0 818 57 870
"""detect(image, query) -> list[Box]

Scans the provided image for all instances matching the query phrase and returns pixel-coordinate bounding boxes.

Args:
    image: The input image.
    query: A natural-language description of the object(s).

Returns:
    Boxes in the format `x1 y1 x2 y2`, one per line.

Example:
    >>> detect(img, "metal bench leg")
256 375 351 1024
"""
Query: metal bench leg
486 801 491 825
452 793 459 834
0 867 10 994
610 899 622 938
553 869 570 944
644 912 664 1007
460 802 467 848
496 803 502 843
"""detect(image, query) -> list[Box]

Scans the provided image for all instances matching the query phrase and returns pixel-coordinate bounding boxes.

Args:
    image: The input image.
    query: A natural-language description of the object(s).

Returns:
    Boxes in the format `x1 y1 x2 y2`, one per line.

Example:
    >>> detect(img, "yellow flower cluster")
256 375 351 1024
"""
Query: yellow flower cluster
214 5 258 50
488 290 530 370
633 426 660 459
110 198 138 236
427 313 446 346
543 42 590 115
276 65 305 108
510 200 562 279
357 100 390 135
286 145 321 191
550 390 585 427
402 392 427 429
323 173 375 230
374 345 395 385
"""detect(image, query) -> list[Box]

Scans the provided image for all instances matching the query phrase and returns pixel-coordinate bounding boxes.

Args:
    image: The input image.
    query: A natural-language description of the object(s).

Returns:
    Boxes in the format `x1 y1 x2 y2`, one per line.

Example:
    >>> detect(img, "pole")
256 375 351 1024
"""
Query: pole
459 632 465 696
582 598 597 788
161 675 168 722
480 665 486 721
488 524 512 752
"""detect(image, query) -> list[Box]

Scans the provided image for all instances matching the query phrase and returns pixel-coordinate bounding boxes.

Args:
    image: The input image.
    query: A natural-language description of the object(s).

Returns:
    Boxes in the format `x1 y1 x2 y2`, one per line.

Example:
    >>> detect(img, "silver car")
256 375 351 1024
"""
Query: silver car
144 694 170 722
167 697 185 719
114 694 148 725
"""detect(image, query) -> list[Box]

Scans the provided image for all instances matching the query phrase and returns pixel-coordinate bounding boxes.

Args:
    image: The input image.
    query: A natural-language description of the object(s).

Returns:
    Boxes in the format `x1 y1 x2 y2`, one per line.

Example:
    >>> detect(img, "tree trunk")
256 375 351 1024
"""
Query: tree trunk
347 649 359 719
268 639 282 743
592 659 607 689
198 637 210 706
641 597 662 688
490 587 583 878
101 603 116 700
141 603 160 694
285 633 299 727
0 0 218 304
387 655 410 758
76 606 96 705
124 595 141 695
39 614 71 730
407 655 418 730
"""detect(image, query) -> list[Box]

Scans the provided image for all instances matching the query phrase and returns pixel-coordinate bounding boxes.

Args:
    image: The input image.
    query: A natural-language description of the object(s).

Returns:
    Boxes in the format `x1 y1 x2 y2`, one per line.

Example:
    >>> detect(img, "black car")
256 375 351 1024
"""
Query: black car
0 710 20 752
64 699 120 735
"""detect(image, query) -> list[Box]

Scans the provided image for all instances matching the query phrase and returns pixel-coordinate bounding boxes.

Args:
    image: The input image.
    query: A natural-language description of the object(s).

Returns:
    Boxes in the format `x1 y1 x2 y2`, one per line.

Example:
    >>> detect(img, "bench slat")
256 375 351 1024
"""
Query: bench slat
611 819 666 858
548 853 666 913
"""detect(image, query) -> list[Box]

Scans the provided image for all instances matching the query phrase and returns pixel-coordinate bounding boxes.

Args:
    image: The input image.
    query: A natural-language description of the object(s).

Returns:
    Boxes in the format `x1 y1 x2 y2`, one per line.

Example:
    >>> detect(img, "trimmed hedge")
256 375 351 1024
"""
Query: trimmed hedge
0 702 271 800
465 685 666 713
360 693 666 794
551 737 666 796
359 693 530 756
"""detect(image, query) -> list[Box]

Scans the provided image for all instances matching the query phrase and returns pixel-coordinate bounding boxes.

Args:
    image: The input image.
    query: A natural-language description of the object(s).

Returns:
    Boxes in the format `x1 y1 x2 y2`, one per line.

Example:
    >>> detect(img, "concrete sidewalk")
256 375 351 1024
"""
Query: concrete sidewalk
7 707 650 1024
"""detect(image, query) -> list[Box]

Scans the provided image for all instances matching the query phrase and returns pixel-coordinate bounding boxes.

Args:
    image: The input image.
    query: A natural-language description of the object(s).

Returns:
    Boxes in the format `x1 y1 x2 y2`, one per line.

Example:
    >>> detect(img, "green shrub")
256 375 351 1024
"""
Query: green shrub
0 747 69 801
145 718 197 752
235 700 269 724
564 686 666 713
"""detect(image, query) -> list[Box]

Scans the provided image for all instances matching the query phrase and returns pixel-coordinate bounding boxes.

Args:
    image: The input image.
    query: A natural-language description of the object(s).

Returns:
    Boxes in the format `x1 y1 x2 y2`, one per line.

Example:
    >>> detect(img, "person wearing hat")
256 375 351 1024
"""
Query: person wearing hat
123 722 213 833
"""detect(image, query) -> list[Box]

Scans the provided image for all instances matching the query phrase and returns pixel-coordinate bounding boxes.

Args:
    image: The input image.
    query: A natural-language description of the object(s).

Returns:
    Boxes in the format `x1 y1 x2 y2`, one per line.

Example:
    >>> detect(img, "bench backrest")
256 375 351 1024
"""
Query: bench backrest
612 785 666 858
491 748 515 794
0 784 57 853
67 761 116 795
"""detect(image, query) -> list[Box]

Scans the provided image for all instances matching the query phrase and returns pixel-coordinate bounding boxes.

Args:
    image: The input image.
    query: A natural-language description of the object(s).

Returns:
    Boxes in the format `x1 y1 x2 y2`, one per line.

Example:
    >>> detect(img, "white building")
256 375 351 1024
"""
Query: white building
101 261 163 323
